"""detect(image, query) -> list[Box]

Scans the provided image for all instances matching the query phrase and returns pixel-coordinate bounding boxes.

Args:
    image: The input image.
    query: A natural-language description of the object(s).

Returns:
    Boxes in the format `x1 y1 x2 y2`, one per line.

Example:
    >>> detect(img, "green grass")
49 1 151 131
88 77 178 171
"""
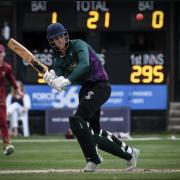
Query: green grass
1 173 180 180
0 136 180 180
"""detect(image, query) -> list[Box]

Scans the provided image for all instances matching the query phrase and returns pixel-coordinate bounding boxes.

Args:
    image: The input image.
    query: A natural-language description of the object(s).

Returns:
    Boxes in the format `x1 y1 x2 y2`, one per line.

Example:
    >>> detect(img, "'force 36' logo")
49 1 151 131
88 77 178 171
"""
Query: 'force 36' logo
85 91 94 99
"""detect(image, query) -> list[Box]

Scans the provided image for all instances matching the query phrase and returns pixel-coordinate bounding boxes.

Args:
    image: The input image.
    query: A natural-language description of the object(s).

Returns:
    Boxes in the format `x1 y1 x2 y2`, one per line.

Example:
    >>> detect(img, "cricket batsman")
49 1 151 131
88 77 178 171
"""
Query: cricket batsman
43 23 140 172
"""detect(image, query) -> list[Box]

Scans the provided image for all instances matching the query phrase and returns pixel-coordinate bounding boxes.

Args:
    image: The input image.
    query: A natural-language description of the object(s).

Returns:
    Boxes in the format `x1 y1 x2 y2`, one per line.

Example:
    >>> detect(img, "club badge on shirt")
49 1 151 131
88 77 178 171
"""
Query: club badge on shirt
67 61 78 72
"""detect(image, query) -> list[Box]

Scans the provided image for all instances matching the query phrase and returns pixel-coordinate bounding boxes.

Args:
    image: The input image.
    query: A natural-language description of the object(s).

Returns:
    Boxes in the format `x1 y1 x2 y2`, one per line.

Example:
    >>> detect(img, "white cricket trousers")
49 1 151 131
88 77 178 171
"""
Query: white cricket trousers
7 102 30 137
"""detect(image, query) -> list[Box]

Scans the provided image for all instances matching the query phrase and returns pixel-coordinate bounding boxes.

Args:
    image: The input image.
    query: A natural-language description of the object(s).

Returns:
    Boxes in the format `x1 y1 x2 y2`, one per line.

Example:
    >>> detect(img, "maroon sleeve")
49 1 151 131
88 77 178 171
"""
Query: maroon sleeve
6 63 18 90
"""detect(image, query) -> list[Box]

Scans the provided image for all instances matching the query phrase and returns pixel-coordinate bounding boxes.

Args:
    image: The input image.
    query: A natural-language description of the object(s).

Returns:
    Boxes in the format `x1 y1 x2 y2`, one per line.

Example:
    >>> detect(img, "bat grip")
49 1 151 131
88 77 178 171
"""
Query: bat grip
31 59 48 74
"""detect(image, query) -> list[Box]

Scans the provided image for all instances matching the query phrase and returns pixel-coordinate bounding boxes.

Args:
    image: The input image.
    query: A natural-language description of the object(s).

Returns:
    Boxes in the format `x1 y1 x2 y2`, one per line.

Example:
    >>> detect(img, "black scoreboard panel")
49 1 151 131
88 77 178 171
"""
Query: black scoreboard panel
19 1 169 31
102 31 167 84
16 1 170 84
76 2 167 31
105 50 167 84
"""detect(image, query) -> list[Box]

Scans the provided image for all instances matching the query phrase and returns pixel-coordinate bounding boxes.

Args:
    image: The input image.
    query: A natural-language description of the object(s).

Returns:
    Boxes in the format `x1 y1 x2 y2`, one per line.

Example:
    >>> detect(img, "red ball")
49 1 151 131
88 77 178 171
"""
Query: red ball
136 13 144 21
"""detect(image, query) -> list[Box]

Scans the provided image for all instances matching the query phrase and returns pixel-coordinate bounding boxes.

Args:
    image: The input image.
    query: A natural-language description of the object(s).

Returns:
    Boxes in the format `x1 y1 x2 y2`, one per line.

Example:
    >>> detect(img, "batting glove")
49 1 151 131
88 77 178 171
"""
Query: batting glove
43 69 56 86
52 76 71 91
43 70 62 91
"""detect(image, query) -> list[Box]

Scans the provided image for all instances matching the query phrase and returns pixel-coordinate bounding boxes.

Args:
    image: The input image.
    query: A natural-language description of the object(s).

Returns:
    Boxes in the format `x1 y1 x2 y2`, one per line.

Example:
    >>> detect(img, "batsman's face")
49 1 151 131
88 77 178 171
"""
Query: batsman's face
53 35 66 51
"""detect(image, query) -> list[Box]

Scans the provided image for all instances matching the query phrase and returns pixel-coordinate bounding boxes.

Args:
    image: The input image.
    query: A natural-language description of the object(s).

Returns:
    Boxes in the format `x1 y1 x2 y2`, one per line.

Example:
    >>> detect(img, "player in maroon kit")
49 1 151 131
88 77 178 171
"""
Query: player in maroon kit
0 44 24 155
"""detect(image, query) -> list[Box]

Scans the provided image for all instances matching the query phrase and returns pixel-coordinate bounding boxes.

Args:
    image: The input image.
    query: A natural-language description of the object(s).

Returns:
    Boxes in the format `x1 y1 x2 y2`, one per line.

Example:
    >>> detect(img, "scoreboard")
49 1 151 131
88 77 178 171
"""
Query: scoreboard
16 1 169 89
75 1 166 31
21 1 168 31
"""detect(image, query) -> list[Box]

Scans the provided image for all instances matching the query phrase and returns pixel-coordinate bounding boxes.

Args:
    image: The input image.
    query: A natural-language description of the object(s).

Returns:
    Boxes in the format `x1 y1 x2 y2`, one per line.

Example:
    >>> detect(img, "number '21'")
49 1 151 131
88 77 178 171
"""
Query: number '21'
87 11 110 29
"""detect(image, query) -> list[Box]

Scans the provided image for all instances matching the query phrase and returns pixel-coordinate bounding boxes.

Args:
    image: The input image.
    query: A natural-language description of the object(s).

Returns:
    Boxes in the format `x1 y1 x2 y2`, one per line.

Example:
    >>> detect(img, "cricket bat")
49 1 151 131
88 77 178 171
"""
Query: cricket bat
7 38 48 74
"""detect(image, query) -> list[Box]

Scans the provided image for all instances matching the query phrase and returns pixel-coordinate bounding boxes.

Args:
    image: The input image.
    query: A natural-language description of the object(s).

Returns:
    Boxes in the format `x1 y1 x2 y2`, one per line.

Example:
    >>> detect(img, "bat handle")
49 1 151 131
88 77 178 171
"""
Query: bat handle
31 59 48 74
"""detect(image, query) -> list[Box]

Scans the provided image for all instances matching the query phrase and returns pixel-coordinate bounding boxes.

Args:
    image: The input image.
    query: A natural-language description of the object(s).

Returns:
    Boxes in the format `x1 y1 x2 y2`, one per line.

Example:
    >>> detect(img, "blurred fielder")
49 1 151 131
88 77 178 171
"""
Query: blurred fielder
0 44 24 155
44 23 140 172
